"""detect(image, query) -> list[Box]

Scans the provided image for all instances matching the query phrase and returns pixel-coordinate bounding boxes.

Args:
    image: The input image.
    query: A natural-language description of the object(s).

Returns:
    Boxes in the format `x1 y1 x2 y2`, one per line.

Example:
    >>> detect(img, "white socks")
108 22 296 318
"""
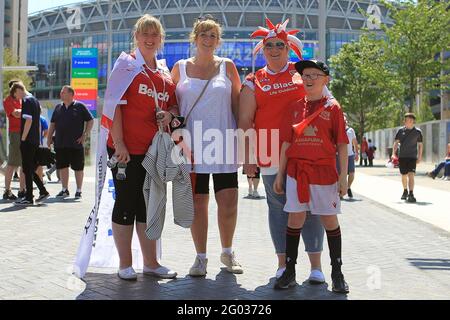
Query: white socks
197 253 207 260
197 248 232 260
222 247 233 255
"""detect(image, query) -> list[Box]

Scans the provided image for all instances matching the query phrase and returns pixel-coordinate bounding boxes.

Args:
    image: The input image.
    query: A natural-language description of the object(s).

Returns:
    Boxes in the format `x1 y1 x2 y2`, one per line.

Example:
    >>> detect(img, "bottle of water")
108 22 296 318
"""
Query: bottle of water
116 162 127 180
107 155 119 168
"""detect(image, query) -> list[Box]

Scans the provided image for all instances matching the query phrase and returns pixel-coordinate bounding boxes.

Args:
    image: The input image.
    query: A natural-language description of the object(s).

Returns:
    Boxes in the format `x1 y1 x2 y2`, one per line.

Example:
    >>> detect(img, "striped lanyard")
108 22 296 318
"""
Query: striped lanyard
141 64 166 113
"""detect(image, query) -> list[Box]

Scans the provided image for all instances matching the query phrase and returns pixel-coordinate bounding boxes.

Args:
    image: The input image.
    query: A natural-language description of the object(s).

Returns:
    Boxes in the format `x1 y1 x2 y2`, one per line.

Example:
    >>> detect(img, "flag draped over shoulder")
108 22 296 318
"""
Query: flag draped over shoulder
73 51 166 279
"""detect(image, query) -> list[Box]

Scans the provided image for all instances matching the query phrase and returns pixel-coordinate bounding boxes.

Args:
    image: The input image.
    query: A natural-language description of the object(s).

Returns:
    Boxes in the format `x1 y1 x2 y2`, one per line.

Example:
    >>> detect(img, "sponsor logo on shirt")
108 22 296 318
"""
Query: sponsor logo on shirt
272 81 295 90
138 83 170 102
261 84 272 92
304 125 318 137
319 111 331 121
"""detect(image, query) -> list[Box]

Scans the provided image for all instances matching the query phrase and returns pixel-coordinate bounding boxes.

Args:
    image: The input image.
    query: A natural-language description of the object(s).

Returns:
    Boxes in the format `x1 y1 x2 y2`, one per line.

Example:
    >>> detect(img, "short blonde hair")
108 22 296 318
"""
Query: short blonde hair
133 14 165 49
189 16 222 43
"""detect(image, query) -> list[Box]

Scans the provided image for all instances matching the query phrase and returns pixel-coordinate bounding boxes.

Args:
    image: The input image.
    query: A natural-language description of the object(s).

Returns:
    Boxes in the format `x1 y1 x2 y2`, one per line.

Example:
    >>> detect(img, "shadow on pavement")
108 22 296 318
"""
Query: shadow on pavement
77 269 252 300
242 195 266 200
0 204 27 212
43 197 81 204
393 201 433 206
407 258 450 271
77 269 348 300
253 278 348 300
341 198 363 202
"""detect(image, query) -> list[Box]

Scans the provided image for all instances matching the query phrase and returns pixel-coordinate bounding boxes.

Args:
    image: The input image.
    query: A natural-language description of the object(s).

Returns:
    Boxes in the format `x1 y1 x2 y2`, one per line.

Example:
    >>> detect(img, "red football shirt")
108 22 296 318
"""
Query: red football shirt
107 59 177 155
280 97 349 184
243 62 305 167
3 96 22 133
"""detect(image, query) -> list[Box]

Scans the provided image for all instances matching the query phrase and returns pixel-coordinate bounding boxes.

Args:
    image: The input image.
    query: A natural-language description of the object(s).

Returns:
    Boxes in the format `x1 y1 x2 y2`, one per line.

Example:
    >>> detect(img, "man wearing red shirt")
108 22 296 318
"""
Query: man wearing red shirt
274 60 349 294
2 80 26 200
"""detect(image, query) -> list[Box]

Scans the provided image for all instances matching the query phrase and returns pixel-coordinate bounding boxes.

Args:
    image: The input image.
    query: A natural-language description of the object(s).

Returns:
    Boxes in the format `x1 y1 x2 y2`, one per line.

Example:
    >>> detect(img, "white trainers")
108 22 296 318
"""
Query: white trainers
308 269 325 284
143 265 177 279
220 252 243 274
189 256 208 276
118 267 137 280
252 190 261 198
276 267 286 279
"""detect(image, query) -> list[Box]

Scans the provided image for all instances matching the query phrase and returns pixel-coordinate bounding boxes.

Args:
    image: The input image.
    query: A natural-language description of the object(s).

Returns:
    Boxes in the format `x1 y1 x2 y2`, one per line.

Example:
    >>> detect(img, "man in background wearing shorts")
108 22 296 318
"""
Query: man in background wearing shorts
393 113 423 203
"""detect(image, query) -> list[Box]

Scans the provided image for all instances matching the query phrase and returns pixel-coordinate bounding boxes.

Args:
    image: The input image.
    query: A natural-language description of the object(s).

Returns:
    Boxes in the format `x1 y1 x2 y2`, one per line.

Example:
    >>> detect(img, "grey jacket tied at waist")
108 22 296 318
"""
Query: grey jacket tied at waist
142 131 194 240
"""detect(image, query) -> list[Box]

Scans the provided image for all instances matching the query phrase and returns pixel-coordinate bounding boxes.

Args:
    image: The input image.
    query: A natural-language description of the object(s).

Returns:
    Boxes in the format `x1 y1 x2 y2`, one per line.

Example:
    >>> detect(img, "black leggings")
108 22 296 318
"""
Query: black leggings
20 141 46 201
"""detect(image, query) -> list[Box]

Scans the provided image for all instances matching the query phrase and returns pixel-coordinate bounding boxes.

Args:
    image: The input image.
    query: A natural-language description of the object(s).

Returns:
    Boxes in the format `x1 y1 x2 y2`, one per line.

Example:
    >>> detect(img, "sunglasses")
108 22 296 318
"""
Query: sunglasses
301 74 327 80
197 15 221 25
264 41 286 50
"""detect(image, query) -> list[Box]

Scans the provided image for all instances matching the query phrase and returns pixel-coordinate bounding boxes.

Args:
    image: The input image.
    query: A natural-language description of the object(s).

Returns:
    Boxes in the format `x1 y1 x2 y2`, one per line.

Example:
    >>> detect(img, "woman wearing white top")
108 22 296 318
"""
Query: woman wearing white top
171 15 242 276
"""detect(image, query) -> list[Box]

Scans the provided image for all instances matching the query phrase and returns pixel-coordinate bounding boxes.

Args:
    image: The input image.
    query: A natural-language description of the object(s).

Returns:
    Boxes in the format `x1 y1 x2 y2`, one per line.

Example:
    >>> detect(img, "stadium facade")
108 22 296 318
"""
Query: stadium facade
27 0 392 100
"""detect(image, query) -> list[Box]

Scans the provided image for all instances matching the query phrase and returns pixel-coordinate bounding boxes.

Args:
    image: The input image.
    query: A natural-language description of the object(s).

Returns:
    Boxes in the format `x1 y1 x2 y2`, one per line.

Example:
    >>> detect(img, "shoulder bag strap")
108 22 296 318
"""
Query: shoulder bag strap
184 59 224 122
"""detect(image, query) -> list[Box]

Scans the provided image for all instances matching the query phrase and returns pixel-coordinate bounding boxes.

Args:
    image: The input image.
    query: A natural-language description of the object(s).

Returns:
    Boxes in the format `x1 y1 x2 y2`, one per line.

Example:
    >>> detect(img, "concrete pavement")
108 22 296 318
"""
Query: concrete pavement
0 164 449 300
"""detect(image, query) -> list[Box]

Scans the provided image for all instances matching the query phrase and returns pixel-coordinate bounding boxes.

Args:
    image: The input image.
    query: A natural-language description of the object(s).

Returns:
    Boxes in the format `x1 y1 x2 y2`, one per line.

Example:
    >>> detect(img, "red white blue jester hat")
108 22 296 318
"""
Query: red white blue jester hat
251 18 303 59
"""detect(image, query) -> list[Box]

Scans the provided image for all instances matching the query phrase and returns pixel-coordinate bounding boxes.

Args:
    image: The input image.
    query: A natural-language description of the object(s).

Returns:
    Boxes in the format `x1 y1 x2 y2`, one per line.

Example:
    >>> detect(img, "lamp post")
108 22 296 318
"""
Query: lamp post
0 0 5 111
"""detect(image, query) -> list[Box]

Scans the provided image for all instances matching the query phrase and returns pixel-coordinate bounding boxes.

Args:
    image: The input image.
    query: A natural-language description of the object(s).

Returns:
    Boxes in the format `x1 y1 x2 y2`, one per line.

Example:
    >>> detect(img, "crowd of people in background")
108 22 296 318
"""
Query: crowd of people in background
1 80 93 205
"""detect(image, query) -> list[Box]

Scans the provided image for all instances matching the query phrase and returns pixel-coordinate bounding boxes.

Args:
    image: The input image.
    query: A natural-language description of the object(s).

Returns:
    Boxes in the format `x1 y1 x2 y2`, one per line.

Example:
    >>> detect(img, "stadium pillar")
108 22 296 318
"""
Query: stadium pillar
318 0 326 62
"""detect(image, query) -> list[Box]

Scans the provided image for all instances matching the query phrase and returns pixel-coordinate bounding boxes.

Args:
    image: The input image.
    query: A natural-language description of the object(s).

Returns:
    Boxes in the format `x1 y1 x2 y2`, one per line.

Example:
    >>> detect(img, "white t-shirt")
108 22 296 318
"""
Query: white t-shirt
346 127 356 156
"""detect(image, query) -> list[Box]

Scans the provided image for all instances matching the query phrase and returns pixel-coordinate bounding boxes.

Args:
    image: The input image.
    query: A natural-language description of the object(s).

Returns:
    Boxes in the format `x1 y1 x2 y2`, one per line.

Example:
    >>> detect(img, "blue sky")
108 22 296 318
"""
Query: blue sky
28 0 92 14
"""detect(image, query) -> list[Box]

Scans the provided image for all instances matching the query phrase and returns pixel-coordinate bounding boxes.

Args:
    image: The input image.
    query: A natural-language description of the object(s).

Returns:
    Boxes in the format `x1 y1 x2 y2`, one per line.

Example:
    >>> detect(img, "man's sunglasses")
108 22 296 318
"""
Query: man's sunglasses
264 41 286 49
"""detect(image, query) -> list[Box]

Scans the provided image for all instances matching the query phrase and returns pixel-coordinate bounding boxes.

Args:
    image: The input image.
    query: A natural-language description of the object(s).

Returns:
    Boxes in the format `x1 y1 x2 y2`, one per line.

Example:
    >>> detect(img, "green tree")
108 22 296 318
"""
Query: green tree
2 48 32 97
381 0 450 114
329 34 402 144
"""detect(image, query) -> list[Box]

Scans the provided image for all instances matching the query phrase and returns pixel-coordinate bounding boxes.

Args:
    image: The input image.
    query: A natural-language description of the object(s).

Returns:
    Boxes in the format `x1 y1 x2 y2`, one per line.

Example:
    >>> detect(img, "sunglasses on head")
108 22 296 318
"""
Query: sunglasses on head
264 41 286 49
197 15 221 25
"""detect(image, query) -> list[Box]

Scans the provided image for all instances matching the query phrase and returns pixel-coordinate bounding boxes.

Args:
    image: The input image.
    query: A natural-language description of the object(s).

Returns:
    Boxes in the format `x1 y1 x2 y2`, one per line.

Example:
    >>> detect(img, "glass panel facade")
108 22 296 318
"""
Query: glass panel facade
28 34 319 99
326 31 361 59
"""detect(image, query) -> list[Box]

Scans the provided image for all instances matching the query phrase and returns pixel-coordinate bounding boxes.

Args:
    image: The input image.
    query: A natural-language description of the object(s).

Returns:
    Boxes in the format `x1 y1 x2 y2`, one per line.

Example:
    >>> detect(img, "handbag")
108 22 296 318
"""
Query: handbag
169 59 224 132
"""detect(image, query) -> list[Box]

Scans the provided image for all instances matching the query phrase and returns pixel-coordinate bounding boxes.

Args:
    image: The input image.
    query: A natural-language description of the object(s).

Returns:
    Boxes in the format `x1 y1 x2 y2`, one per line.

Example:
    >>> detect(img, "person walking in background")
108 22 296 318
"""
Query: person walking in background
35 115 49 183
46 86 93 199
360 136 368 167
13 83 50 206
171 15 242 276
393 113 423 203
244 166 261 199
367 138 376 167
2 80 26 200
337 113 358 199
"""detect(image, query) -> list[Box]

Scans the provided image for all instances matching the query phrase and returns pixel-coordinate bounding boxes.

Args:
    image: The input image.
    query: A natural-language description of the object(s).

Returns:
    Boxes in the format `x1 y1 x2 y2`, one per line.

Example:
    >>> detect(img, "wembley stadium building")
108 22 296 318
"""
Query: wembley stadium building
27 0 393 100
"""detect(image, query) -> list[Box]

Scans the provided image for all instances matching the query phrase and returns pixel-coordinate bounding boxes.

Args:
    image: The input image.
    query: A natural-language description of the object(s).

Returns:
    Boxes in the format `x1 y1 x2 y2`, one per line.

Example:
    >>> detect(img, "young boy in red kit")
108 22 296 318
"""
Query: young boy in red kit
273 60 349 293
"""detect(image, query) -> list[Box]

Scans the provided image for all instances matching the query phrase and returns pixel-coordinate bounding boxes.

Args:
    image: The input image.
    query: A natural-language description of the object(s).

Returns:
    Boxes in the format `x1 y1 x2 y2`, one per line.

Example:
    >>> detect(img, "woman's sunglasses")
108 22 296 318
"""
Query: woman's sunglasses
264 41 287 50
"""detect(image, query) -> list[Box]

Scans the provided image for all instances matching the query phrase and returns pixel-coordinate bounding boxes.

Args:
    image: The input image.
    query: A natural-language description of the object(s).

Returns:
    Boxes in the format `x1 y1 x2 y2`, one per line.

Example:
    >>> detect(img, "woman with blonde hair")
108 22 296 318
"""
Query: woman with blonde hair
105 14 179 280
171 15 242 276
